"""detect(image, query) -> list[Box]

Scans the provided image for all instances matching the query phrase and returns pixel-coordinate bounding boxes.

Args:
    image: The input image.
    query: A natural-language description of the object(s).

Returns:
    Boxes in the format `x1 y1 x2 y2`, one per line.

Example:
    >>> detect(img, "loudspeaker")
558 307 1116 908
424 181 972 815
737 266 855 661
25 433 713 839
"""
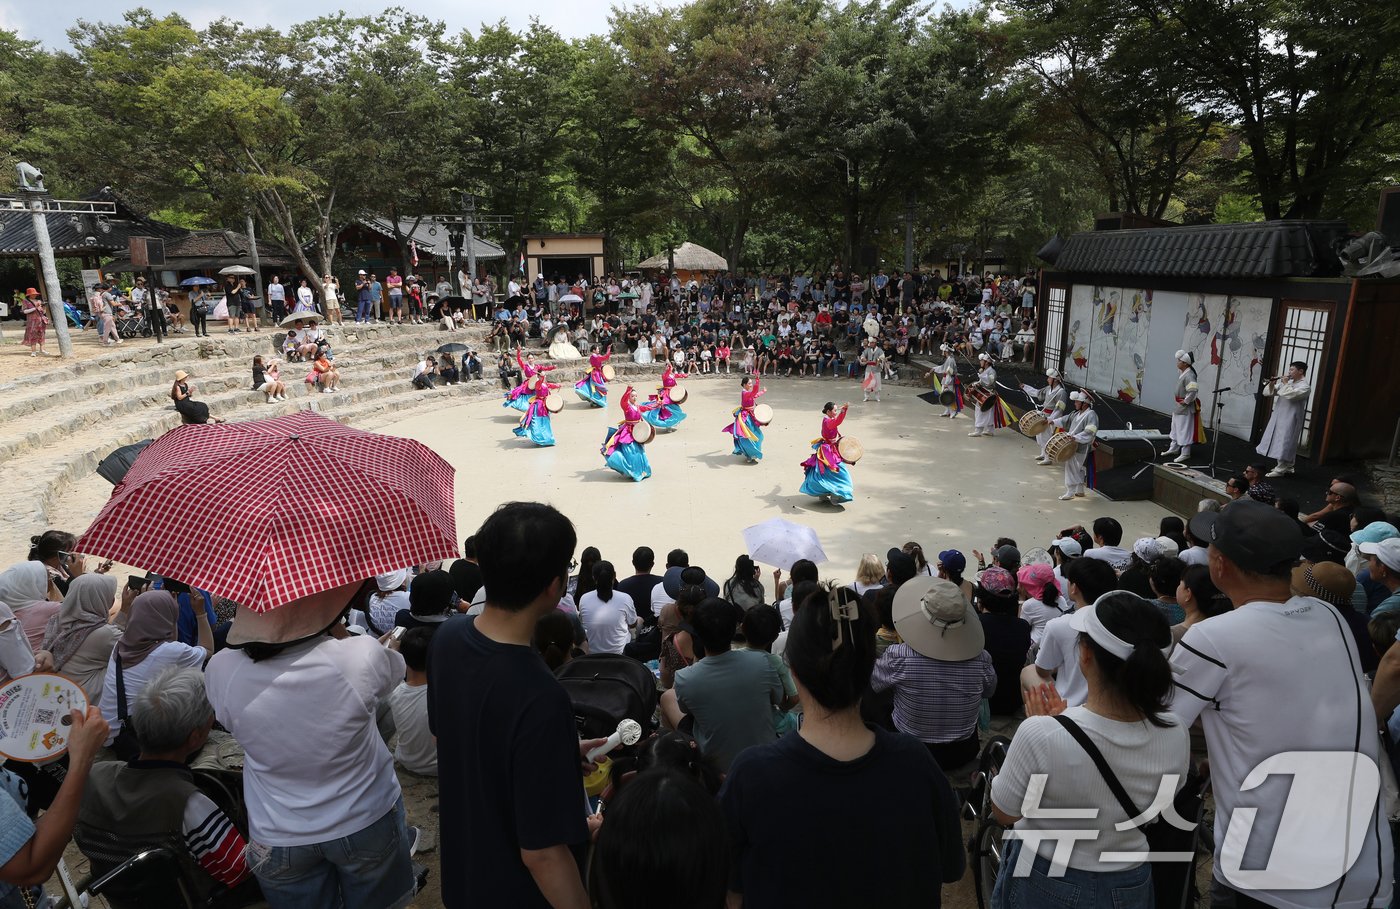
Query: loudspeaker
146 238 166 267
1377 187 1400 241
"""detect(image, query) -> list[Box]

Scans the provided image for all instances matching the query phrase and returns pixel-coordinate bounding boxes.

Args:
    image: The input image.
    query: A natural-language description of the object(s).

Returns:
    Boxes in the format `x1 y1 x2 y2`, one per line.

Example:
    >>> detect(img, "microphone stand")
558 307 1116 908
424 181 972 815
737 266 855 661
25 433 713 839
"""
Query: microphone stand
1186 389 1228 478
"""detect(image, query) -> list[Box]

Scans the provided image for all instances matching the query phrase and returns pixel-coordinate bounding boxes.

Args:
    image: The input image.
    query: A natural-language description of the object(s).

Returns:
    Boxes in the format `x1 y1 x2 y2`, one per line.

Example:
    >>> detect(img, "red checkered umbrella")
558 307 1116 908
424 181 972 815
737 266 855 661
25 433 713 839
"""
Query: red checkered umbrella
77 410 458 612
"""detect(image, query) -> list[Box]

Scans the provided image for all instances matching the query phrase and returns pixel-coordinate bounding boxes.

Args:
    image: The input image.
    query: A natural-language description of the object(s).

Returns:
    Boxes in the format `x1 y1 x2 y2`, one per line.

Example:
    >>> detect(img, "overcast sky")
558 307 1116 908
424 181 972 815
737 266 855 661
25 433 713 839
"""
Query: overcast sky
0 0 638 48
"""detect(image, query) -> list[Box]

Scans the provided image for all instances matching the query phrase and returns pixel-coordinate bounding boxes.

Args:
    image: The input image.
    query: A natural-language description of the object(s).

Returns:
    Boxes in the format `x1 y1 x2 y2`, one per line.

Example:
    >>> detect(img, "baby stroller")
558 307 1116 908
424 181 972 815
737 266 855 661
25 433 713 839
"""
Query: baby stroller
64 301 92 330
555 653 660 743
115 306 151 339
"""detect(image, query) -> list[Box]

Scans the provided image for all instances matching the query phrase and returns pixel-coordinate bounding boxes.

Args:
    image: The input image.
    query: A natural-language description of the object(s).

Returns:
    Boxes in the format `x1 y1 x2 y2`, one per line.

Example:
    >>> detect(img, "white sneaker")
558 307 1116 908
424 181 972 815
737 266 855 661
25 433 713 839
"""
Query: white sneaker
1163 447 1180 458
1058 492 1074 500
968 431 982 437
1172 452 1189 464
1266 467 1291 477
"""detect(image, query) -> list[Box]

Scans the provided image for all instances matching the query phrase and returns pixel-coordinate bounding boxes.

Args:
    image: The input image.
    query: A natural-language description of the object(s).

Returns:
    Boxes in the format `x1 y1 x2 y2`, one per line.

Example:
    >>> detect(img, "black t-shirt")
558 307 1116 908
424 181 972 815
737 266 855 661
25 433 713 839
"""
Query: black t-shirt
979 613 1033 716
427 616 588 908
616 573 662 627
719 725 964 908
1314 506 1355 537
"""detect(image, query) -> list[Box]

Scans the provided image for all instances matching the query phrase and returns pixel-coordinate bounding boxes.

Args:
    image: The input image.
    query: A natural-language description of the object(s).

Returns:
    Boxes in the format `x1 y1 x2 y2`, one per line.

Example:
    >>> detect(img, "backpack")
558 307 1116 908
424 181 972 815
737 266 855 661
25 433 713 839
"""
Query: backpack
555 653 659 742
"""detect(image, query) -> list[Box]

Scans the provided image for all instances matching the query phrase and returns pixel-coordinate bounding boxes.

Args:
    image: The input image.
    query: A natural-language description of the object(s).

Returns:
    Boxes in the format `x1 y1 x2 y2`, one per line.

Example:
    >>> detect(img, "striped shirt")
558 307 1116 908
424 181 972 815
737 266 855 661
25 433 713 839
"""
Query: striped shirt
870 644 996 743
184 791 251 888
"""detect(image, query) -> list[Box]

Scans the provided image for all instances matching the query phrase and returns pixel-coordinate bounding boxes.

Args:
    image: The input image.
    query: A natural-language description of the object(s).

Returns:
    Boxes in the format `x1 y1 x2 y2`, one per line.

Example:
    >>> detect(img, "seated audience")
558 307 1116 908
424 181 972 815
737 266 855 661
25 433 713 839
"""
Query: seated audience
389 628 437 777
662 598 782 773
76 667 255 902
720 584 964 908
871 576 996 770
1021 557 1118 708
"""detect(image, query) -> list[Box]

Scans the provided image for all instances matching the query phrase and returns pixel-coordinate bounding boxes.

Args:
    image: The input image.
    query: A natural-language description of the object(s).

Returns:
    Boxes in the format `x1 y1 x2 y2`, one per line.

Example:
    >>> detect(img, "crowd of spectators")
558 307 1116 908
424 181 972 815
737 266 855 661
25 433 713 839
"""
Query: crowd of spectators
3 474 1398 908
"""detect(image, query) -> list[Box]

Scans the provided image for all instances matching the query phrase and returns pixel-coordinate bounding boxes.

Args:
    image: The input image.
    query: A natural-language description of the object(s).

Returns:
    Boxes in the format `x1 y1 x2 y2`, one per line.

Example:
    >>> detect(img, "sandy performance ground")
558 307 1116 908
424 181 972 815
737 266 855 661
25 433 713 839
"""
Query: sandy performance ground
379 376 1173 590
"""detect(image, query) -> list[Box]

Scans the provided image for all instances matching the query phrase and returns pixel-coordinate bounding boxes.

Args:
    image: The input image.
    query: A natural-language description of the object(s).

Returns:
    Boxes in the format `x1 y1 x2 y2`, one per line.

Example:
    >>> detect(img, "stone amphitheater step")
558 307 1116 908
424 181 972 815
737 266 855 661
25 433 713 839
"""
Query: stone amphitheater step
0 332 502 463
0 354 668 549
0 323 495 425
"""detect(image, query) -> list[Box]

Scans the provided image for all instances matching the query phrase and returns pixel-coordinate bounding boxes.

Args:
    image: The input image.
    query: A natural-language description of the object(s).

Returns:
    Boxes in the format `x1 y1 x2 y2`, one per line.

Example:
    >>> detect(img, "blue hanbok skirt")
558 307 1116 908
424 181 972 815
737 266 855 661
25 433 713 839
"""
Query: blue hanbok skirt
800 462 853 503
644 403 687 429
602 427 651 481
575 377 607 408
513 412 555 447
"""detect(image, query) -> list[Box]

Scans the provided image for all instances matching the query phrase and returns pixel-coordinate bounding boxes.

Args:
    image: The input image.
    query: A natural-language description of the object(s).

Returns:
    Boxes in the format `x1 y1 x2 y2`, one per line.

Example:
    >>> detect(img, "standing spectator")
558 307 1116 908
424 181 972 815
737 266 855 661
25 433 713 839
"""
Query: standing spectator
369 274 384 323
295 278 316 314
662 598 782 773
266 274 286 324
388 628 436 777
1182 502 1393 909
721 585 964 908
90 283 121 345
577 561 637 655
20 287 48 356
428 502 599 909
871 577 996 769
189 284 210 336
386 268 404 323
205 583 415 908
354 271 370 323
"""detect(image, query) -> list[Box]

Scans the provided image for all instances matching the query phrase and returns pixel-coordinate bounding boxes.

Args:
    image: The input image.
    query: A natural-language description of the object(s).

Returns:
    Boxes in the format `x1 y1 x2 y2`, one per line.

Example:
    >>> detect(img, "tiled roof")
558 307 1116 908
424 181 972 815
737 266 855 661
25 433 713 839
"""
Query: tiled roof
360 217 505 259
1049 220 1350 279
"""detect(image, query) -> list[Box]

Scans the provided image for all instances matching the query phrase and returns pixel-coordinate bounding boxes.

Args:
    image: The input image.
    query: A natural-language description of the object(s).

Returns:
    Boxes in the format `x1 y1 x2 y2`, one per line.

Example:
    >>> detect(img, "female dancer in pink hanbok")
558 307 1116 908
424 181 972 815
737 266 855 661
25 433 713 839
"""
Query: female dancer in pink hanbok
503 345 556 412
722 375 765 462
602 387 659 481
575 347 612 408
799 402 853 503
643 362 688 431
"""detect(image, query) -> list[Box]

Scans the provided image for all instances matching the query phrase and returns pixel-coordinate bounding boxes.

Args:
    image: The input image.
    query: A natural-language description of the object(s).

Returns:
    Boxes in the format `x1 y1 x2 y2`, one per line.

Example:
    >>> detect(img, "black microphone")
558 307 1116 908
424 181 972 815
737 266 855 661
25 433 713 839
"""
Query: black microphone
1214 386 1232 393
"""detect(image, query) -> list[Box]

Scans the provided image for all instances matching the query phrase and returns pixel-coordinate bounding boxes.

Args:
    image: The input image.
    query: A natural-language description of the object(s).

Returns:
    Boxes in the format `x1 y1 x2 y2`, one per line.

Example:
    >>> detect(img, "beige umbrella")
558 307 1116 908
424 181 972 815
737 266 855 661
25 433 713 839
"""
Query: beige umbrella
637 242 729 272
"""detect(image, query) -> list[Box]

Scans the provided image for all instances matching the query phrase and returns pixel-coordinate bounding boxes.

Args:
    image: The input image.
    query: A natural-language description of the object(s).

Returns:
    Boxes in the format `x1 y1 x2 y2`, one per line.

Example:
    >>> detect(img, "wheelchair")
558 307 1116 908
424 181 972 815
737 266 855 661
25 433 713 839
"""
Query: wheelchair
965 735 1012 909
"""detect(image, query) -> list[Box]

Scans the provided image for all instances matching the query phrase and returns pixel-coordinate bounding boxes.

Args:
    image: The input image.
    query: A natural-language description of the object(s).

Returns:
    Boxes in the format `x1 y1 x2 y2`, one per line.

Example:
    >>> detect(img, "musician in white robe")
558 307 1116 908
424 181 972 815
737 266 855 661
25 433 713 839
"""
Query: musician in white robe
969 353 998 437
1053 391 1098 500
1256 361 1310 477
1164 350 1202 465
931 344 960 418
1023 368 1067 463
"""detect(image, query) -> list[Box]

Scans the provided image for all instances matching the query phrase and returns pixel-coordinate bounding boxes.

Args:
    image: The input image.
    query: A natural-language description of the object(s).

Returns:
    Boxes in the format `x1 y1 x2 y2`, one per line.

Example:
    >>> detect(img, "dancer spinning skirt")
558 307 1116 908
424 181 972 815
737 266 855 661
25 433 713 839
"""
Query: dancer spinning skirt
799 402 853 503
602 387 657 481
575 349 612 407
722 375 766 462
503 345 555 412
644 363 688 431
513 376 559 447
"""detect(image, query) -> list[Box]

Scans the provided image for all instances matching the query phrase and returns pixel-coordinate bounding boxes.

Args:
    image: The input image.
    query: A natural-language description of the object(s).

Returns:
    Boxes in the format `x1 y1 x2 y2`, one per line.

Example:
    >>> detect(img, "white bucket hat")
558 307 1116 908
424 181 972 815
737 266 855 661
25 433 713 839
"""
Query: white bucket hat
1045 368 1060 379
892 577 984 662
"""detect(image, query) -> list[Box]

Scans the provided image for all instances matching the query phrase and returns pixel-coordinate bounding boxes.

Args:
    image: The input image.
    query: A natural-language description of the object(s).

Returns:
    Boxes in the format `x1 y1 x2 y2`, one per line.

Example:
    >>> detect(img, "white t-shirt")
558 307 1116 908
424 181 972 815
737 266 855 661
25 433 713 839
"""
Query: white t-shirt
991 706 1189 872
1084 545 1132 572
1019 597 1067 646
1170 597 1393 909
1179 546 1209 567
205 635 404 846
388 681 436 776
1034 609 1088 706
578 590 637 655
776 597 794 630
99 641 208 745
650 584 675 620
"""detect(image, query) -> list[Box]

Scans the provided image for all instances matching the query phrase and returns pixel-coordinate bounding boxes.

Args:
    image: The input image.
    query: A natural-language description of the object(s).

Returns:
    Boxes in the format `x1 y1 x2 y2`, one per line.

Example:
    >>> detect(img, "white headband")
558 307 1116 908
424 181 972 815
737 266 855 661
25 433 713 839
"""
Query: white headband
1077 600 1172 660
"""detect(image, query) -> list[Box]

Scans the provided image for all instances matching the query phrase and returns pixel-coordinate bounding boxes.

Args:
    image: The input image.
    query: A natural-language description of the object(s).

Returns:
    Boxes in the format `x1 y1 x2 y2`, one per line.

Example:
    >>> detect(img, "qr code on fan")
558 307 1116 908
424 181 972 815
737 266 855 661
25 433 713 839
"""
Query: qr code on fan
33 709 55 725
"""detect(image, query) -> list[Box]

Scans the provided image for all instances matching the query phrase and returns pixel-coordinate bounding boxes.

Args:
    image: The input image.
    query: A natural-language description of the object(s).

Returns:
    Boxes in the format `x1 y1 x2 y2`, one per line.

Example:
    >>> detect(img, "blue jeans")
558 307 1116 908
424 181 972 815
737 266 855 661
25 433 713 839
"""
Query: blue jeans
247 796 414 909
357 298 371 321
993 838 1154 909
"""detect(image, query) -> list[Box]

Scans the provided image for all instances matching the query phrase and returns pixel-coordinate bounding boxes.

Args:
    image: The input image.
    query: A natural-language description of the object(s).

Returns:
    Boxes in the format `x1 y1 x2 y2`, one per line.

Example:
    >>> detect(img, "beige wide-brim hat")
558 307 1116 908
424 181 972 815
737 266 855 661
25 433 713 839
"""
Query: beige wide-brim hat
227 580 362 646
892 576 984 662
174 370 190 382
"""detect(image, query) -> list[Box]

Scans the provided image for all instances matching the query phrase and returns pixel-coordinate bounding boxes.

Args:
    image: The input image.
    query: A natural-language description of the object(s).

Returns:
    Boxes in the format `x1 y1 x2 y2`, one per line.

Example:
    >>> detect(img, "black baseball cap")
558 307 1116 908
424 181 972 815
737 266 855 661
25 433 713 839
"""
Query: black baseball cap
1189 500 1303 573
885 548 917 586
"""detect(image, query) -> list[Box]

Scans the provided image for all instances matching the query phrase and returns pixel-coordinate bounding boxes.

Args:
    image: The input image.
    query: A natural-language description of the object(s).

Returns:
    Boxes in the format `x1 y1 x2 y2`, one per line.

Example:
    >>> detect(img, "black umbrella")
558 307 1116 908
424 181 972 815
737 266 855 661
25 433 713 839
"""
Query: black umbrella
96 439 153 486
437 342 469 354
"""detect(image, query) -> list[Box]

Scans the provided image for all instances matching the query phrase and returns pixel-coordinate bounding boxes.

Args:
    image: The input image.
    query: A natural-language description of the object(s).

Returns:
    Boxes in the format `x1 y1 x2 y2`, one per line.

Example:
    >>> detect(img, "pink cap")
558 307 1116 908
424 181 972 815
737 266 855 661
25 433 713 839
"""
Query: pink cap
1018 563 1060 601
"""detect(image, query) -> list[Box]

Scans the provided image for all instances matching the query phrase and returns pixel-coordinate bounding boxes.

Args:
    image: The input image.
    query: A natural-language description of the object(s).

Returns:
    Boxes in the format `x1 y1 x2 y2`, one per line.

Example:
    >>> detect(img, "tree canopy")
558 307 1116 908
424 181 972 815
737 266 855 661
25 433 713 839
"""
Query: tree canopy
2 0 1394 276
